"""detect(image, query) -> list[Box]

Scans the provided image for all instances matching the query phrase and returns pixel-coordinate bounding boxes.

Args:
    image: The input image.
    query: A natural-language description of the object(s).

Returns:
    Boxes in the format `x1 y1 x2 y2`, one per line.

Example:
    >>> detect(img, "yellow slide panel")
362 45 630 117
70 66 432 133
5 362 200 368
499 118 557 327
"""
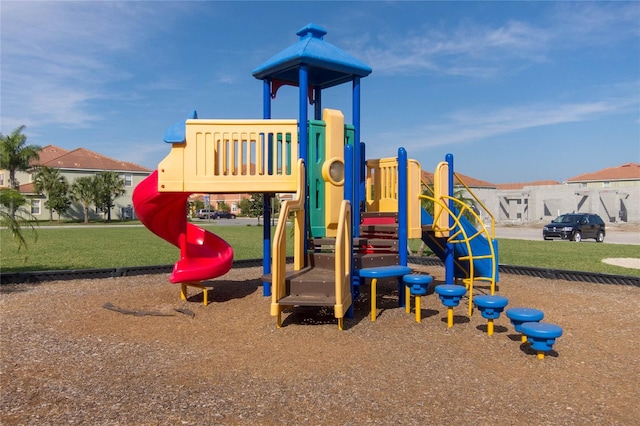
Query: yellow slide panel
322 109 345 237
433 161 450 238
407 159 422 239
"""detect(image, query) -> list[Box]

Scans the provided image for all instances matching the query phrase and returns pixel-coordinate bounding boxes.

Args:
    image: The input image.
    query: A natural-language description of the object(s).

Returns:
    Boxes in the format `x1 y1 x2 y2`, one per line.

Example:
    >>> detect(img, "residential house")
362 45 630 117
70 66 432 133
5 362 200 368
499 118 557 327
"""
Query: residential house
421 162 640 225
2 145 152 221
486 163 640 224
565 163 640 223
494 180 562 223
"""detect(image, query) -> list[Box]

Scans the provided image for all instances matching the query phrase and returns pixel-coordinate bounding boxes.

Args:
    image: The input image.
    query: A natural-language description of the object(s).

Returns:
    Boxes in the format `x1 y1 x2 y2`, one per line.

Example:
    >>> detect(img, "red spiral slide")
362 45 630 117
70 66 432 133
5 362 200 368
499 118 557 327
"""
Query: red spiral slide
132 171 233 283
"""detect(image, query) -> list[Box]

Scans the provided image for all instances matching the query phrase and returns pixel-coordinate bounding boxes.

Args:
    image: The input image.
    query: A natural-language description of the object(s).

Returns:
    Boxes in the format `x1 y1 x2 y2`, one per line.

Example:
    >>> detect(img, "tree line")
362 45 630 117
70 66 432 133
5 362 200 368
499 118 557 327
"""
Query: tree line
1 126 126 251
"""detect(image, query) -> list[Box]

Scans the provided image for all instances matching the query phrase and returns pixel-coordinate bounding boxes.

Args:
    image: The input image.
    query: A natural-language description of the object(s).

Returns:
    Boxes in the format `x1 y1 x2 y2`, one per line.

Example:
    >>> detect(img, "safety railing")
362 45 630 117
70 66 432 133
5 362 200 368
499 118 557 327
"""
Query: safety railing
333 200 352 330
158 119 300 194
453 172 496 239
420 194 497 316
421 172 496 240
365 157 422 238
270 160 305 326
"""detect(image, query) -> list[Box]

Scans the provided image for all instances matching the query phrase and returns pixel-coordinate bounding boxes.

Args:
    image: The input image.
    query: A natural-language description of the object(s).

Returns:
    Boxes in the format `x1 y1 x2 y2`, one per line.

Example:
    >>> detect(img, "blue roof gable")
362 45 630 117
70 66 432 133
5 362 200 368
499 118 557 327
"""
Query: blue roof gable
252 23 372 89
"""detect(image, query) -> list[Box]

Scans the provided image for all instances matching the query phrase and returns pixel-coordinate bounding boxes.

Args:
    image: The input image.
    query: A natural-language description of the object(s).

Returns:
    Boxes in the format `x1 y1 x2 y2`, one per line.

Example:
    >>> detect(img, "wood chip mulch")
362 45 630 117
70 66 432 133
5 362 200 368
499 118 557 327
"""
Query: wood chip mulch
1 265 638 425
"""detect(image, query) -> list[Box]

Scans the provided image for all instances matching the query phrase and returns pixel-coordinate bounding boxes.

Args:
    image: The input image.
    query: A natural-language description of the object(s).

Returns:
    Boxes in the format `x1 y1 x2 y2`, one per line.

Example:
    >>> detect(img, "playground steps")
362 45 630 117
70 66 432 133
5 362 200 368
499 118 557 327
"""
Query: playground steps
279 265 337 306
274 212 403 307
421 225 447 248
278 240 349 306
356 212 402 266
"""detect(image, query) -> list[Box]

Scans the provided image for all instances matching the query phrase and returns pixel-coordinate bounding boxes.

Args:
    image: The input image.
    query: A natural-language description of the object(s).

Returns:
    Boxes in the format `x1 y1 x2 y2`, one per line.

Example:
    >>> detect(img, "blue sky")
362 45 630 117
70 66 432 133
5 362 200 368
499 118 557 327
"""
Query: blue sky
1 1 638 184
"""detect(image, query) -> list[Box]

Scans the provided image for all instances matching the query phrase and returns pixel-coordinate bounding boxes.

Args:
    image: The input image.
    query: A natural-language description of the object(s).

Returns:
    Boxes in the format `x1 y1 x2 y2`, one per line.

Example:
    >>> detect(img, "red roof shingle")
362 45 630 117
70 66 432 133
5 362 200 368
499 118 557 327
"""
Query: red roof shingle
495 180 562 190
420 170 496 188
34 145 150 172
567 163 640 182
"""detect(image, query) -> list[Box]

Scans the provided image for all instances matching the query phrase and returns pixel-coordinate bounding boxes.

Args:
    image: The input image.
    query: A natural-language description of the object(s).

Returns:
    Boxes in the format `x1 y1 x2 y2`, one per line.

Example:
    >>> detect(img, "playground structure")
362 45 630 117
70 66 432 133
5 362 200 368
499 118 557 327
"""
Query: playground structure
132 23 500 329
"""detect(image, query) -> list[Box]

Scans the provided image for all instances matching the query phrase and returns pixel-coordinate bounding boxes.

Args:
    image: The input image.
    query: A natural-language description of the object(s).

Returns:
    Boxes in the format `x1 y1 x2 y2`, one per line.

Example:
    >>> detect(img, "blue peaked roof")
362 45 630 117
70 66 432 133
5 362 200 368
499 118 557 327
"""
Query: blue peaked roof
252 23 372 89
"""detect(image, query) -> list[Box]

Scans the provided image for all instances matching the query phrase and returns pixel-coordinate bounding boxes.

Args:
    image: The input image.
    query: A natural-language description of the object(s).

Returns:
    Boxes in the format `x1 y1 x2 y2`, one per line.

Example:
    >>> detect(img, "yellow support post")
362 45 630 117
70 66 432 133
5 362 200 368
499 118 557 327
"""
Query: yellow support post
447 307 454 328
371 278 378 322
180 282 208 306
415 296 422 323
405 286 411 314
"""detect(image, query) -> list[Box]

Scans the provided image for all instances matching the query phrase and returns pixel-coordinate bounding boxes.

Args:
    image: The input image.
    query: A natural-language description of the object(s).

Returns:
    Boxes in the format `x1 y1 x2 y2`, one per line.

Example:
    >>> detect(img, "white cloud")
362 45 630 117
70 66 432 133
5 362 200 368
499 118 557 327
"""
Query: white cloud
356 3 639 78
358 20 549 77
549 2 640 44
0 1 185 131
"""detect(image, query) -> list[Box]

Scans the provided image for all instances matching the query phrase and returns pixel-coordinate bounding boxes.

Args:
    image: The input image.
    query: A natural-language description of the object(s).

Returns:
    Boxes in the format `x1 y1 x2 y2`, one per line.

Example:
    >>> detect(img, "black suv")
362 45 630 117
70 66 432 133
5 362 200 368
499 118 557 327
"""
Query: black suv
542 213 605 242
216 212 236 219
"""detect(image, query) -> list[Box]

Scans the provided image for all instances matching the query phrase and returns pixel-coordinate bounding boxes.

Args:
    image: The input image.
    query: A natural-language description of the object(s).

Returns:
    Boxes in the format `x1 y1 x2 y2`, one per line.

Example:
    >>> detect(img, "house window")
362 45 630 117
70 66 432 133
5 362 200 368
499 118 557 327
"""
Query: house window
603 181 611 188
31 199 41 215
124 174 133 187
0 172 4 186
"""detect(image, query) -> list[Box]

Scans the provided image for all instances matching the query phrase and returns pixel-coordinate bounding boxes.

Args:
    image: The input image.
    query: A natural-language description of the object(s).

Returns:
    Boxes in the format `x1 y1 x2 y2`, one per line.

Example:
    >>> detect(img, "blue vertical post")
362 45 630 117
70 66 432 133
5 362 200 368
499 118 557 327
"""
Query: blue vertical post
445 153 455 284
353 77 362 237
398 148 408 266
299 65 309 258
313 87 322 120
354 141 366 238
344 144 356 317
262 78 272 296
398 147 408 308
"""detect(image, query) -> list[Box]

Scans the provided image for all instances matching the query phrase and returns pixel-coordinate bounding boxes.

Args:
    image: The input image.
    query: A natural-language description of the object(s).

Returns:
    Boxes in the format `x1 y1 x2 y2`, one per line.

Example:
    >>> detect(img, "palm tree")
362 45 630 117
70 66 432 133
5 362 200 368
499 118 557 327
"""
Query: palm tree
420 181 478 225
0 125 41 189
416 181 479 256
0 188 37 254
70 176 96 224
33 166 68 222
94 171 125 222
0 125 41 219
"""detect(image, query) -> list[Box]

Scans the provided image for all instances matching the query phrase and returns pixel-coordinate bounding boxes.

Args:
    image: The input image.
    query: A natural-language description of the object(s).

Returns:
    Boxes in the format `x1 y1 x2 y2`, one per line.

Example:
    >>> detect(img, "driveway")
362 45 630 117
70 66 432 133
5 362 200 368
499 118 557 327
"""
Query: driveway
491 224 640 245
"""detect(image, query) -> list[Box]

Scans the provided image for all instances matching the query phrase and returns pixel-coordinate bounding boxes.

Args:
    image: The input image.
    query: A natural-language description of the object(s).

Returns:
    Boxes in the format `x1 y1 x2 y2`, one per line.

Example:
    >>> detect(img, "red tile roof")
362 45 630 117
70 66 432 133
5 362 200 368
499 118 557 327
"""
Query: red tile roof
36 145 69 164
18 182 37 194
34 145 150 172
495 180 562 190
420 170 496 188
567 163 640 182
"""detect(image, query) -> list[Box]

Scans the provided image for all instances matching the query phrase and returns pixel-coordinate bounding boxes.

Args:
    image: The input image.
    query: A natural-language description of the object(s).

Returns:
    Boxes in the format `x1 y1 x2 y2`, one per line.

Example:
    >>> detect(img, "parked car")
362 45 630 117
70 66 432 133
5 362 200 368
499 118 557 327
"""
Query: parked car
216 211 236 219
542 213 605 242
196 209 217 219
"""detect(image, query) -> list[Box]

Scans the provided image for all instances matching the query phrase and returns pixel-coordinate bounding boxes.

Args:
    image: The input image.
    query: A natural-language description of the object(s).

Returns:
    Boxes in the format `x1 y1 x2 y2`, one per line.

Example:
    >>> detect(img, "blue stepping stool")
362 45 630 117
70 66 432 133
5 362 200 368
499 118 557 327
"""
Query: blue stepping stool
359 265 412 322
434 284 467 328
403 274 433 323
520 322 563 359
473 295 509 336
506 308 544 343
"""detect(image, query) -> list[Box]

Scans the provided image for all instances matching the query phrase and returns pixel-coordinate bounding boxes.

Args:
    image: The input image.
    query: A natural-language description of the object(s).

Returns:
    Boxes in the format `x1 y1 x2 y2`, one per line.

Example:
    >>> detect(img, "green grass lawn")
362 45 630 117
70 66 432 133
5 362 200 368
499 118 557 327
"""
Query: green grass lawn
1 225 289 272
1 225 638 276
